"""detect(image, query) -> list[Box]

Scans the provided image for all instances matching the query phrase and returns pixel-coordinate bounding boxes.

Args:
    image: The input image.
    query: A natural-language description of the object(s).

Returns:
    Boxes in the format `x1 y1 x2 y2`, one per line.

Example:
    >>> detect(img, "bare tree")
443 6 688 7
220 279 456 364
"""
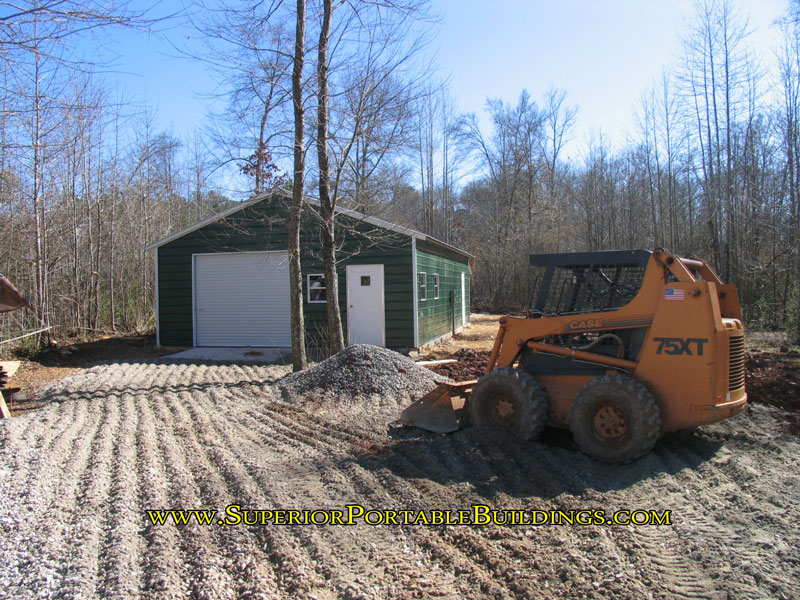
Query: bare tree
540 86 577 204
458 90 548 307
0 0 151 344
289 0 308 370
313 0 432 353
315 0 345 353
778 18 800 340
679 0 753 280
187 2 294 195
540 86 576 251
413 85 465 242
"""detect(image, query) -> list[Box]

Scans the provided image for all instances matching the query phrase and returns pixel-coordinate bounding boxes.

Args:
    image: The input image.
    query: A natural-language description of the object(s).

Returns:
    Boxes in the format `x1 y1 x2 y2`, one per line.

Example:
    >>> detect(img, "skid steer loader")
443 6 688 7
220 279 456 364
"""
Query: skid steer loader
399 248 747 462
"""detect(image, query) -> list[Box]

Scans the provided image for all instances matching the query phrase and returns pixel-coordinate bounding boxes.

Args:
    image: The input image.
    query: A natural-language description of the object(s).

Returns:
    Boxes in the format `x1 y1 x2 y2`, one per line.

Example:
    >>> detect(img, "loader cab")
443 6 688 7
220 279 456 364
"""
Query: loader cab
529 249 651 316
525 250 653 366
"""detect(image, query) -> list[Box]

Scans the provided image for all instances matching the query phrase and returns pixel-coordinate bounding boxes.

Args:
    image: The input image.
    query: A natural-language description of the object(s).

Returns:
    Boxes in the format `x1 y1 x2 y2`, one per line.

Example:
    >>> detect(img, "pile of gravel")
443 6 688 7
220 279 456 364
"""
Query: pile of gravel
278 344 449 401
276 345 451 431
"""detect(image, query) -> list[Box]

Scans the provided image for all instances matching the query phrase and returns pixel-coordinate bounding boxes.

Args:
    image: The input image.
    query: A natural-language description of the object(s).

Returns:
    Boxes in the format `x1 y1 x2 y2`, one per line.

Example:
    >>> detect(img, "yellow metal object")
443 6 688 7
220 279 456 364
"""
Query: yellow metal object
401 248 747 442
398 380 475 433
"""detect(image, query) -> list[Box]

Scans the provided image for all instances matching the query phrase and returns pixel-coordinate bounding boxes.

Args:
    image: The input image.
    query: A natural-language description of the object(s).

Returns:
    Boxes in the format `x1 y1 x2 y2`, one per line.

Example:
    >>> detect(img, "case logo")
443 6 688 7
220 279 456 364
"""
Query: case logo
566 318 603 331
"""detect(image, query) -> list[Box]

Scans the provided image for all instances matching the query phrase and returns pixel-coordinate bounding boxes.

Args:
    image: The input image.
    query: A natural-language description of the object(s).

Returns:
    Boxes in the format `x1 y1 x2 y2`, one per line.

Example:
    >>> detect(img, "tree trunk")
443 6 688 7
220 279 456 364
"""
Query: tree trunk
289 0 307 371
317 0 345 354
32 44 50 347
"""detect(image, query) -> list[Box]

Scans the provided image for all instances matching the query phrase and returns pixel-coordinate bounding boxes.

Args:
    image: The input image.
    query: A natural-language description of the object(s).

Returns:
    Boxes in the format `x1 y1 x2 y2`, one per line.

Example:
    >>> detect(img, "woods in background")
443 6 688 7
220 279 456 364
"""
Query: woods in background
1 0 800 348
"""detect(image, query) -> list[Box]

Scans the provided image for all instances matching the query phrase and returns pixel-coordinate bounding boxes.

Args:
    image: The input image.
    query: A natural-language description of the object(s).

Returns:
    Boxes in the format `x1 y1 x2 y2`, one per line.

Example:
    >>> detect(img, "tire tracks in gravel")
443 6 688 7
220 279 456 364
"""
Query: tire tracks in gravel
269 410 719 600
425 433 582 597
0 382 100 599
375 433 538 599
255 406 619 599
0 392 104 598
94 389 146 599
0 389 86 494
382 430 648 599
134 377 193 600
162 376 336 598
652 426 800 599
153 364 266 598
17 363 154 599
275 408 594 598
152 365 283 599
615 443 734 600
0 387 73 454
390 434 546 600
538 447 696 600
50 386 123 600
210 390 459 599
276 386 788 598
254 410 488 600
268 413 482 599
4 362 799 600
590 428 777 600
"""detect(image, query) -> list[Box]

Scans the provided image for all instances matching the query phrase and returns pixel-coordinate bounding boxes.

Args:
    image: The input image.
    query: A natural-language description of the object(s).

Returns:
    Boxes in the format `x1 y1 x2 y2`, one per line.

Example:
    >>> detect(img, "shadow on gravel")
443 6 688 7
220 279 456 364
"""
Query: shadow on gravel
351 424 726 500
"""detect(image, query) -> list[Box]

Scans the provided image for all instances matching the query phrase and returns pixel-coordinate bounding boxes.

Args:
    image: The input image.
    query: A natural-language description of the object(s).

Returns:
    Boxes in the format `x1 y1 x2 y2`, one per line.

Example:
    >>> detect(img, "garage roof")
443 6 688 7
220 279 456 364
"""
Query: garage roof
145 189 473 260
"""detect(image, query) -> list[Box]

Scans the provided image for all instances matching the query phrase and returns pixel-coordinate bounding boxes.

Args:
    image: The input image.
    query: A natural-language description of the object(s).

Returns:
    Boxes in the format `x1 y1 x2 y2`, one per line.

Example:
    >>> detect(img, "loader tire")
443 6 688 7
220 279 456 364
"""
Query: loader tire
571 374 662 463
468 368 548 441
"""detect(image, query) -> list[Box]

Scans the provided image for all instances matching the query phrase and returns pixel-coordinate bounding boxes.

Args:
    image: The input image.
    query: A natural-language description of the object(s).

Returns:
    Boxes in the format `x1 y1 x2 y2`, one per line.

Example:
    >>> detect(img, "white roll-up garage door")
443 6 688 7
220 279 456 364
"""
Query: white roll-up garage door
193 251 291 346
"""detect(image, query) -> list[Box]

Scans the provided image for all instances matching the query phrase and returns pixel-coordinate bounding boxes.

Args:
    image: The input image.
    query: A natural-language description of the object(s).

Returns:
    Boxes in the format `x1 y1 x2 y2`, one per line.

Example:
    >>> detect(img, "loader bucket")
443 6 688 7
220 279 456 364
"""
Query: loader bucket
398 380 476 433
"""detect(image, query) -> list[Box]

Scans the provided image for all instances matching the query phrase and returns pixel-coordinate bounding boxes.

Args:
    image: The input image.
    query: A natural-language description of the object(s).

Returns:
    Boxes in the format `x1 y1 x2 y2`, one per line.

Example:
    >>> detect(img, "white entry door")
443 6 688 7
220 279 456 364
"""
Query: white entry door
194 251 290 346
346 264 385 346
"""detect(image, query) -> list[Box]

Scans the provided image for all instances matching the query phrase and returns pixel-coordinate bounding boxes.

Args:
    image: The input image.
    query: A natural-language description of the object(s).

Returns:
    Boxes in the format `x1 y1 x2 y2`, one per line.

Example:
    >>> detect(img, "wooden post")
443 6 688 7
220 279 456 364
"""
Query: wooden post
0 393 10 419
0 361 20 419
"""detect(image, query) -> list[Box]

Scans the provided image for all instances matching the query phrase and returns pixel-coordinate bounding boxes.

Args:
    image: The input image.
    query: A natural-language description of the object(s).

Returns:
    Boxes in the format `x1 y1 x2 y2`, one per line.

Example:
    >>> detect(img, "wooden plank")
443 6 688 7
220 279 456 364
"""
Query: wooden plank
0 393 11 419
416 359 457 366
0 360 20 418
0 361 21 378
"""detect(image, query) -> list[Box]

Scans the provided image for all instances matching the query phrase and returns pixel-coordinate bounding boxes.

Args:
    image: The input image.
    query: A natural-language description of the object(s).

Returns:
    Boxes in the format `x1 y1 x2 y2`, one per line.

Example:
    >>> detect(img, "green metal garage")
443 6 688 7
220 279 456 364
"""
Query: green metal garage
146 190 472 350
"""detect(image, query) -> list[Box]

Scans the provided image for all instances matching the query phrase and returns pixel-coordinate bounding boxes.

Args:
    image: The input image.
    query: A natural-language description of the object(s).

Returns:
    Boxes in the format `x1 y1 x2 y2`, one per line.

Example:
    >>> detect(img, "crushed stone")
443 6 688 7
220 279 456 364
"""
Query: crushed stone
276 344 450 431
278 344 449 399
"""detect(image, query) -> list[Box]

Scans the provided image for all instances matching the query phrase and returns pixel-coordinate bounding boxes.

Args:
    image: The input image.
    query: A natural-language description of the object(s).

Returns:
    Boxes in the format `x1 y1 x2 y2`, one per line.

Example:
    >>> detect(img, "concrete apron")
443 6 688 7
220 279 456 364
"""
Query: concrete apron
166 347 291 364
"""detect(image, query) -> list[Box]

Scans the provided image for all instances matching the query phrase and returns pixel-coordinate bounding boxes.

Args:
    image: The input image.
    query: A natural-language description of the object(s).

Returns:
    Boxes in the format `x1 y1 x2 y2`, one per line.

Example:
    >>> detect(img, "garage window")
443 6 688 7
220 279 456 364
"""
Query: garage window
418 272 427 301
308 274 326 303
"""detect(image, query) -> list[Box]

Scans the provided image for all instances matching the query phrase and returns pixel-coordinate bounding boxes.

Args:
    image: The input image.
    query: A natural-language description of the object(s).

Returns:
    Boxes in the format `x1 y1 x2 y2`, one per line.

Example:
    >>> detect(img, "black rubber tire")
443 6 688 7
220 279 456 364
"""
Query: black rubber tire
570 374 662 463
468 368 548 441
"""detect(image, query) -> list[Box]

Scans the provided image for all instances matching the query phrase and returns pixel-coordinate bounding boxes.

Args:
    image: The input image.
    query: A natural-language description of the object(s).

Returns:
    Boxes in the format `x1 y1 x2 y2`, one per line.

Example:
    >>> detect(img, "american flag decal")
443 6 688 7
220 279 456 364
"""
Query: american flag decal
665 289 685 301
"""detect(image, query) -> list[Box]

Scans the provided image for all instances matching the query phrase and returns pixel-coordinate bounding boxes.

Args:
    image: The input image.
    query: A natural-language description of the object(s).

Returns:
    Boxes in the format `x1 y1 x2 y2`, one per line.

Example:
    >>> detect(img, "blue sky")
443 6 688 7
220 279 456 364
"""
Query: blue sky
104 0 790 165
433 0 788 158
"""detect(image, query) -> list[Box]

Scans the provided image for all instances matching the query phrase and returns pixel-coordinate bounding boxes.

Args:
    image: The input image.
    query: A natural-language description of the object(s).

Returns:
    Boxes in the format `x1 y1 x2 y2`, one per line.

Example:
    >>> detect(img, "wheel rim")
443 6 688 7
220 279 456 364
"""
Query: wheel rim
593 402 628 442
486 392 517 428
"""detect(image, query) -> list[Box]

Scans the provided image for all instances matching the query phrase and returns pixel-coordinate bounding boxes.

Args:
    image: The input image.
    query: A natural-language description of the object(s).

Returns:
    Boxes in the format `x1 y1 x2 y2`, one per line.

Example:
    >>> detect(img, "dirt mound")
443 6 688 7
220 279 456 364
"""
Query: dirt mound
428 349 490 380
746 349 800 431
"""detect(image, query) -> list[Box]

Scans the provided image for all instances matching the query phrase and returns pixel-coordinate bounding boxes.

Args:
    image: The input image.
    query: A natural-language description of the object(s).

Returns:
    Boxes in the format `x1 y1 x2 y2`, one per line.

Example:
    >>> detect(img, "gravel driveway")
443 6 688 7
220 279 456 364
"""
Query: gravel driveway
1 356 798 599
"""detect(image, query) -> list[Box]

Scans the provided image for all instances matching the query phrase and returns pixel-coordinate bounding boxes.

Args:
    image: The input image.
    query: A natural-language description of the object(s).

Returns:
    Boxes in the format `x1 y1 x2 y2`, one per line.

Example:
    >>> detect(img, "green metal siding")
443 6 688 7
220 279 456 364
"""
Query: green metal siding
157 193 414 349
415 239 471 345
301 239 414 350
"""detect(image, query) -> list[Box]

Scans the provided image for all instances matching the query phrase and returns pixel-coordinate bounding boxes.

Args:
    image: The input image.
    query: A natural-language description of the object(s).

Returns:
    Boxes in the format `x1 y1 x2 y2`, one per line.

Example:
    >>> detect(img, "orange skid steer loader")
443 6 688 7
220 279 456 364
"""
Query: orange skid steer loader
400 249 747 462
